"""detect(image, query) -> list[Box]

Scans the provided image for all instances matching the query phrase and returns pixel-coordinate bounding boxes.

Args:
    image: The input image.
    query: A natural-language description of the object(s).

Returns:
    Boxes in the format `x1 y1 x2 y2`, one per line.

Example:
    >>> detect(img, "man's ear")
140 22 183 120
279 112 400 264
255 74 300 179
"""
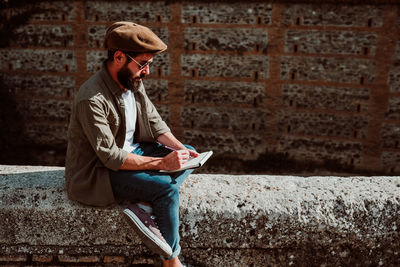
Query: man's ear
113 51 125 65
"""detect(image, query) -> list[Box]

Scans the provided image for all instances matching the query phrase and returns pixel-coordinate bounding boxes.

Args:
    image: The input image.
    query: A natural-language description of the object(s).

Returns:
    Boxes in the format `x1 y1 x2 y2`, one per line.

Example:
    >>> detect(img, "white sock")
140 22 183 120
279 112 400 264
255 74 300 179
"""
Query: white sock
137 203 153 214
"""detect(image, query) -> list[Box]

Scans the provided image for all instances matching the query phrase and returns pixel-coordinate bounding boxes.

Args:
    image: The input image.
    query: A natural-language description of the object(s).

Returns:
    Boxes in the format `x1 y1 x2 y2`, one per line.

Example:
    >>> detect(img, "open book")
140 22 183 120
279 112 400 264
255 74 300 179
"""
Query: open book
160 151 213 173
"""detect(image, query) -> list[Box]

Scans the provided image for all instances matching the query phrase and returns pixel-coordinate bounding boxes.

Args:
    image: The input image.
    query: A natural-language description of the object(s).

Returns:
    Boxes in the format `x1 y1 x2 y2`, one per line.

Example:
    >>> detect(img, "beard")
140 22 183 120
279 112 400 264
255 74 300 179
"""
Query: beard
117 62 145 91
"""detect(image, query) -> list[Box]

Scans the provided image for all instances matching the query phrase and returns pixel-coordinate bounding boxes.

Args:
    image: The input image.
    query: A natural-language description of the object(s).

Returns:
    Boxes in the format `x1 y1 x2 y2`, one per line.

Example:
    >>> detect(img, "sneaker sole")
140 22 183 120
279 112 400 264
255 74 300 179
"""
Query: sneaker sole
123 208 172 258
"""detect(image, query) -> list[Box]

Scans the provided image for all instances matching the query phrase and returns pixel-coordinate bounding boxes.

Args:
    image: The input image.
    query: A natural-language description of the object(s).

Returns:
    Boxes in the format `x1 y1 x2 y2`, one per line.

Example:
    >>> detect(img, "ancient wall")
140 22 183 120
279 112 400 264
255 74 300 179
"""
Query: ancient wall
1 0 400 175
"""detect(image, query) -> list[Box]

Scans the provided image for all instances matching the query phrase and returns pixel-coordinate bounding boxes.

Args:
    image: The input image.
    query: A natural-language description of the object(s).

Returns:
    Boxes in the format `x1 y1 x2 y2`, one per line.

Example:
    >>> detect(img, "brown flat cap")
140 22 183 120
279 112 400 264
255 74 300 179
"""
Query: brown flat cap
104 21 167 54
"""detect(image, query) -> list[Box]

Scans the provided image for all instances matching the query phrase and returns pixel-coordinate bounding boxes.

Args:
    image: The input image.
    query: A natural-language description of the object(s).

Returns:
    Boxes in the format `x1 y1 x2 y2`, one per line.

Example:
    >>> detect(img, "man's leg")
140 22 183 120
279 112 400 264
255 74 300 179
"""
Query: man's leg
109 143 195 260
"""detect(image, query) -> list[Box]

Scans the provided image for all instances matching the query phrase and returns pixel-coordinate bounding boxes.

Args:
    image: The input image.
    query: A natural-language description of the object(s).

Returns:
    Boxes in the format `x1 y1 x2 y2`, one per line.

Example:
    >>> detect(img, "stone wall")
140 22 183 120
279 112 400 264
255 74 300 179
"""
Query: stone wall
1 1 400 175
1 165 400 266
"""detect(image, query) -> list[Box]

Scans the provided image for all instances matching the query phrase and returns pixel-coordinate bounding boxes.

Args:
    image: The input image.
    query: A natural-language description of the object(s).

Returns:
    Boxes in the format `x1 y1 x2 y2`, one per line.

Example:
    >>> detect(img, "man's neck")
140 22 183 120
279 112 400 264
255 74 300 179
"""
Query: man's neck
106 60 125 91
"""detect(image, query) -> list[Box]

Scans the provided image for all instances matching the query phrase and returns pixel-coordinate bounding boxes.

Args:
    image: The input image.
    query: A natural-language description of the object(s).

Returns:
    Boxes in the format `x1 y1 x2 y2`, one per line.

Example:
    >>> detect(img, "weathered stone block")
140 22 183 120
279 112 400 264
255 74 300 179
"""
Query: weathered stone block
282 84 369 112
183 130 265 156
29 1 75 21
181 107 269 131
0 49 76 72
12 25 74 48
382 151 400 172
24 123 68 146
385 96 400 120
182 54 268 79
88 26 168 48
281 56 376 84
16 99 71 122
278 112 369 139
283 4 383 27
277 135 363 165
184 80 265 106
86 51 169 75
388 60 400 92
285 30 377 55
381 123 400 149
184 27 268 52
0 74 74 98
182 2 272 24
84 1 171 22
142 79 168 102
153 104 169 125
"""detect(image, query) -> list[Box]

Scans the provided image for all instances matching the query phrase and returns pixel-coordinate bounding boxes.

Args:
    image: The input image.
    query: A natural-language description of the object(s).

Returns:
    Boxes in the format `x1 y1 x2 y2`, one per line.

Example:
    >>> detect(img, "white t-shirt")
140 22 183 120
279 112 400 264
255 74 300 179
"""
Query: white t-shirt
121 90 139 153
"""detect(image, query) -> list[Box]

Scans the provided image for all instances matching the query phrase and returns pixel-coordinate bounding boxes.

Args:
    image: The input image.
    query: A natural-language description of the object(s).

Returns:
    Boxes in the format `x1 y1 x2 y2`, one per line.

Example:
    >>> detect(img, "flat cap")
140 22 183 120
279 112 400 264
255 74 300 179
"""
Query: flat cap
104 21 167 54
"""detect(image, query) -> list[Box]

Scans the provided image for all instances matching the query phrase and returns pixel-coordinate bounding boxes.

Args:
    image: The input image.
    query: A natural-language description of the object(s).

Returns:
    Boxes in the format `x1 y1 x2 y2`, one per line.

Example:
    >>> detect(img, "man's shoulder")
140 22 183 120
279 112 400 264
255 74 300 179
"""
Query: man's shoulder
75 71 107 103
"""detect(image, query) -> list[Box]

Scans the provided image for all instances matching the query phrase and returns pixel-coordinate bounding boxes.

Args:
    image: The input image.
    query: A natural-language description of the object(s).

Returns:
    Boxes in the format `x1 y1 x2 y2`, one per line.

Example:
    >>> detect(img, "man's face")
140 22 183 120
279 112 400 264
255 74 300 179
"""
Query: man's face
117 53 153 91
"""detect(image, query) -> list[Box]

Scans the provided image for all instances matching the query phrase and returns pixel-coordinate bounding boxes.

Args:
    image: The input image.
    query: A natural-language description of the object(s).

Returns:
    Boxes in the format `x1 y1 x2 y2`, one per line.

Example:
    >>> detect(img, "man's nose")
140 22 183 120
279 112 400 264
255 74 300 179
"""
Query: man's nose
142 65 150 75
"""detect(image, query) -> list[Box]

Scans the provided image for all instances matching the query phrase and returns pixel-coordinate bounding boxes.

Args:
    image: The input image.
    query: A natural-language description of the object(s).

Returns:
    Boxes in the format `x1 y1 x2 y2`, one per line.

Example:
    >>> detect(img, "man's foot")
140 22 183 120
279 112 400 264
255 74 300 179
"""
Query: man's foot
123 204 172 258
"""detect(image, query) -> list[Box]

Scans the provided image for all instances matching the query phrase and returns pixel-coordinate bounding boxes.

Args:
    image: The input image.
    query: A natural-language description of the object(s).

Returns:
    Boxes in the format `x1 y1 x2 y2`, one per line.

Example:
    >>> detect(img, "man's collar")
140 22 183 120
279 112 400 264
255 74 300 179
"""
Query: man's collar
100 61 124 95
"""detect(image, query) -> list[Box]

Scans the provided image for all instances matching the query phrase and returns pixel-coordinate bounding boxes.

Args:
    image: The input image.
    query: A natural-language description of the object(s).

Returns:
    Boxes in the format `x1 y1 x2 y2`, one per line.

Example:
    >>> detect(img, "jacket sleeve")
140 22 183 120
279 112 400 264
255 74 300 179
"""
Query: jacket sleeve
76 99 128 171
143 92 171 138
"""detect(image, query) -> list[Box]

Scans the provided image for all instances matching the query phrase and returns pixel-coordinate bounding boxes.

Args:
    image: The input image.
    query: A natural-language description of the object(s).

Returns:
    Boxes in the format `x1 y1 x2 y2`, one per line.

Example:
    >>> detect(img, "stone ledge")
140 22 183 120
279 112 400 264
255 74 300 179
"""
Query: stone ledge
1 165 400 266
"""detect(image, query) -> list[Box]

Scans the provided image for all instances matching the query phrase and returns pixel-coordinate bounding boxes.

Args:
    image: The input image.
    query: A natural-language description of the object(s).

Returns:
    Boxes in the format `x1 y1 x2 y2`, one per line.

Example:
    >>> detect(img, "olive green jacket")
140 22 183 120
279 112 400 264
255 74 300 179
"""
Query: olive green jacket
65 63 170 207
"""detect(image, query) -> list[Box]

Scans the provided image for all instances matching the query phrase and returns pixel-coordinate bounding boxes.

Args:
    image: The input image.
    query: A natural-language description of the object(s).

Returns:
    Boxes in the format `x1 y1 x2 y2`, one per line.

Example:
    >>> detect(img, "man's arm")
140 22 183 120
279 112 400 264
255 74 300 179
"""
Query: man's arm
157 131 199 158
120 132 196 171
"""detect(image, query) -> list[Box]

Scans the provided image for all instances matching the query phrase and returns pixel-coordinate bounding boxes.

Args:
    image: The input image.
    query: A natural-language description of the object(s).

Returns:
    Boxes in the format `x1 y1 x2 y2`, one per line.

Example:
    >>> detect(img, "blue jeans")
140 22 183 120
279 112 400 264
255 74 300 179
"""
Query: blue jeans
109 143 195 259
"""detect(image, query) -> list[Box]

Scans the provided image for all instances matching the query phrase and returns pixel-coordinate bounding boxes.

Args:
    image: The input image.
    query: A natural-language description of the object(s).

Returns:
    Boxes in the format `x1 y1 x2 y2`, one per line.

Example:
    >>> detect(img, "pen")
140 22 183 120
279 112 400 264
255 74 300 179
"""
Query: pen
164 145 177 151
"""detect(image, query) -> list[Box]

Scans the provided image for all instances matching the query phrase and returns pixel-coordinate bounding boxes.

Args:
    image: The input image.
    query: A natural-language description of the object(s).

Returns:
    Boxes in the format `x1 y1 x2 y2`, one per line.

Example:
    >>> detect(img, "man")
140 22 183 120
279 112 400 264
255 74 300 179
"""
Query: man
65 21 198 267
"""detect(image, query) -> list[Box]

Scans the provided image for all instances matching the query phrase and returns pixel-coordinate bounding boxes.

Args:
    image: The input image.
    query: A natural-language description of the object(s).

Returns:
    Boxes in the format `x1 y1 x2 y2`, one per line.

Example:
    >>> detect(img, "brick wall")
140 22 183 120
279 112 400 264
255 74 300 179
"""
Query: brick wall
1 0 399 175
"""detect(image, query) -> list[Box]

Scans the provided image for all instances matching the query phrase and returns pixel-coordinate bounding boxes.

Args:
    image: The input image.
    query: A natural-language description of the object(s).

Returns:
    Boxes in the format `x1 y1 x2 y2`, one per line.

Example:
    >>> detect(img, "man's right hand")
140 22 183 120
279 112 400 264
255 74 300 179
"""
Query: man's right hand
161 150 190 171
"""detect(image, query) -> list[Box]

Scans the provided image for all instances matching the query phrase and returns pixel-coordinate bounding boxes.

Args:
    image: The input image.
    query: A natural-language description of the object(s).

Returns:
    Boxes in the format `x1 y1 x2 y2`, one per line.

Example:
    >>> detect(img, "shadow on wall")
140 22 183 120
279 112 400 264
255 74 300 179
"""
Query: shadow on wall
201 151 385 176
0 1 66 166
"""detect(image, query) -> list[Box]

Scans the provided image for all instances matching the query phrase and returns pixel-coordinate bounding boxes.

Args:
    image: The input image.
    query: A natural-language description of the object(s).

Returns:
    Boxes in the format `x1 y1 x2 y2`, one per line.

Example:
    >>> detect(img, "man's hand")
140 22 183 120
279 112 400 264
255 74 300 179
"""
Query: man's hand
161 150 191 171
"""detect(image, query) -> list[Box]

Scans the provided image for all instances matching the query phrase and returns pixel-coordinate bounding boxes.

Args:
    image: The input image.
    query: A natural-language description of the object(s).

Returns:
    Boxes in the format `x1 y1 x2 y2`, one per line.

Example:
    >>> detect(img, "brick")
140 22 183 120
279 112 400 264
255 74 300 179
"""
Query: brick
388 60 400 92
382 151 400 171
84 1 171 22
0 74 74 98
385 97 400 120
283 4 383 27
181 107 269 131
16 99 71 122
88 25 168 48
0 49 76 72
182 2 272 24
393 35 400 59
281 56 376 84
184 80 265 106
32 255 53 263
185 27 268 52
131 256 155 264
12 25 74 48
277 135 363 165
381 123 400 149
103 255 125 263
285 30 377 55
58 255 100 263
282 84 369 112
87 51 170 75
142 78 168 102
182 54 268 79
0 255 27 262
184 130 265 156
278 112 369 139
25 123 68 146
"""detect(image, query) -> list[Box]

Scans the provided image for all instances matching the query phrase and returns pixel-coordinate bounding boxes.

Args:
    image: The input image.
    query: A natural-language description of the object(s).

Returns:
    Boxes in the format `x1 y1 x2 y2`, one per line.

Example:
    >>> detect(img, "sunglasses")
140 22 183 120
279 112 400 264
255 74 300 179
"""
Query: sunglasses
125 53 152 70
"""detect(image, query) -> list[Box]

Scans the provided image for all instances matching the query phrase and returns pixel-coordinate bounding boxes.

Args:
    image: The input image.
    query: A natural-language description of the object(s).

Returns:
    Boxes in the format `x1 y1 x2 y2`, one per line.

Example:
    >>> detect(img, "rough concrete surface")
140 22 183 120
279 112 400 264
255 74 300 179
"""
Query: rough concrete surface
1 165 400 266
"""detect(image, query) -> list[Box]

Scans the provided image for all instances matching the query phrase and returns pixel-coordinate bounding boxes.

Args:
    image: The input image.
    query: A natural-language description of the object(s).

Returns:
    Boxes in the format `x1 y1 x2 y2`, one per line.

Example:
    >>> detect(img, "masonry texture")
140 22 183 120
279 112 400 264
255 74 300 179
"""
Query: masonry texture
1 165 400 266
1 1 400 175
